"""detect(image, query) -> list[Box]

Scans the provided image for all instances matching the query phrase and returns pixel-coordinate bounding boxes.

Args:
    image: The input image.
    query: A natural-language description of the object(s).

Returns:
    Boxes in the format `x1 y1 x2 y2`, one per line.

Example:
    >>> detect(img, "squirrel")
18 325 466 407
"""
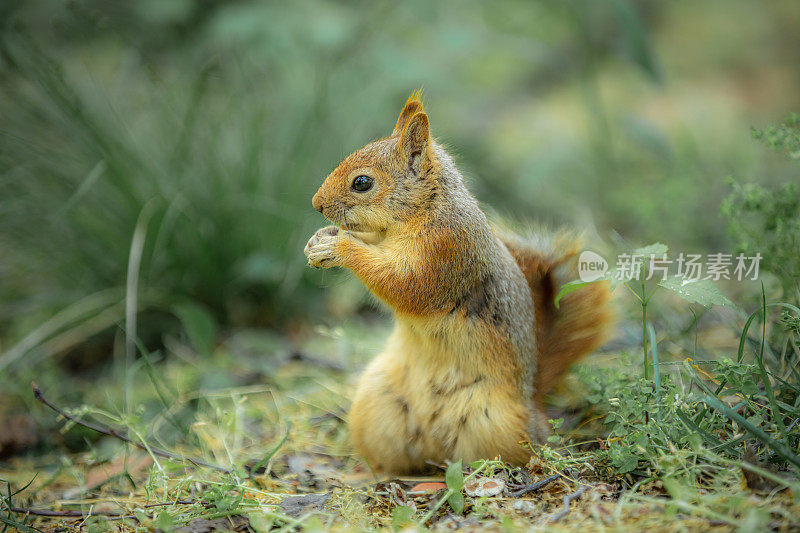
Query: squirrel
304 93 613 473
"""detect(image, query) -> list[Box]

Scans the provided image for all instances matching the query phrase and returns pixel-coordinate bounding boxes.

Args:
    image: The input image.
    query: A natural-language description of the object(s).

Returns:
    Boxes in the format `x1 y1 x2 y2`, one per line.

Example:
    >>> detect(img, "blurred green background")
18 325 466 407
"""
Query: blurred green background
1 0 799 373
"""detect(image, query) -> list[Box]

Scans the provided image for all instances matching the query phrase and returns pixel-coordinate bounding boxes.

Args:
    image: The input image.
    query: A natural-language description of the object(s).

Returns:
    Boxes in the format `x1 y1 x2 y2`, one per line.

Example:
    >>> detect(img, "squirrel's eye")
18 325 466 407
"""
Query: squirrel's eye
351 175 374 193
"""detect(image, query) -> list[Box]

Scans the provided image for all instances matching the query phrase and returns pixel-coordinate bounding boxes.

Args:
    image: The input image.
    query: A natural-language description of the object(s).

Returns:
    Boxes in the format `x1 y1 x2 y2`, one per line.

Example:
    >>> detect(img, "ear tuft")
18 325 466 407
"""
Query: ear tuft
400 111 429 159
393 89 425 136
406 88 424 108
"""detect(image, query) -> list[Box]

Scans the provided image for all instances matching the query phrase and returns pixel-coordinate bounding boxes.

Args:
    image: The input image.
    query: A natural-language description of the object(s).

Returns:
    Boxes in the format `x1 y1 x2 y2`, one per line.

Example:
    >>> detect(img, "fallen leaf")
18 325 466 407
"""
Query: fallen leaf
174 515 249 533
409 482 447 493
525 456 546 476
590 482 619 500
279 492 331 517
283 453 338 490
387 482 416 513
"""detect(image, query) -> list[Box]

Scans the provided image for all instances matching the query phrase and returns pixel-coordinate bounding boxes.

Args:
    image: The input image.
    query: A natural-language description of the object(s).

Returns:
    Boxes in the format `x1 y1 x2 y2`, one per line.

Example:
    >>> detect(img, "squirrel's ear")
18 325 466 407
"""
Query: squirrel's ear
393 100 424 136
400 112 430 163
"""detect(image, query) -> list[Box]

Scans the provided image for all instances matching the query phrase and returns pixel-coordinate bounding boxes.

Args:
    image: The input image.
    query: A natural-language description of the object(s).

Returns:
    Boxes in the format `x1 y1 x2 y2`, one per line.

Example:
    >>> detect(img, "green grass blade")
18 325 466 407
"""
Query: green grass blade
249 424 292 477
674 410 722 448
647 323 660 398
700 393 800 471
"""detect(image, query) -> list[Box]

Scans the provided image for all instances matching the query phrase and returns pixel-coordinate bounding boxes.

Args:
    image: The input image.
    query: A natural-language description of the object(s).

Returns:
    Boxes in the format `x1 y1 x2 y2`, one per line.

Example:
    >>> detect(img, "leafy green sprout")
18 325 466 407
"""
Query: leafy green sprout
555 242 800 477
417 459 488 525
555 243 734 382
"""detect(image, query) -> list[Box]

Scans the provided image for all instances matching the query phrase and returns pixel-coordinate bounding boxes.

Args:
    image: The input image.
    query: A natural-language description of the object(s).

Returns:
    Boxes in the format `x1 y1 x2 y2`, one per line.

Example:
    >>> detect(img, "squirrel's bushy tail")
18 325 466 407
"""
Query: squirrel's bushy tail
501 230 614 402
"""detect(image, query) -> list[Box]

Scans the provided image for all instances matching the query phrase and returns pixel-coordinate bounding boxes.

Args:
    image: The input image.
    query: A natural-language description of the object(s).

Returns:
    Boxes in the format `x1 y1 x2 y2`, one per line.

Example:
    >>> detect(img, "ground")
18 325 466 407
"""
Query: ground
1 308 798 532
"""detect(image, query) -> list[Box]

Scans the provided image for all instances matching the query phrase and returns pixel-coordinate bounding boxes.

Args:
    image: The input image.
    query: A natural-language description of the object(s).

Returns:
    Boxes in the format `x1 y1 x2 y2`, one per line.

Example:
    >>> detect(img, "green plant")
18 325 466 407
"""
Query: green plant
0 5 393 367
1 476 42 532
751 112 800 157
0 33 330 329
573 341 800 476
556 243 733 380
722 113 800 301
558 243 799 477
418 460 488 525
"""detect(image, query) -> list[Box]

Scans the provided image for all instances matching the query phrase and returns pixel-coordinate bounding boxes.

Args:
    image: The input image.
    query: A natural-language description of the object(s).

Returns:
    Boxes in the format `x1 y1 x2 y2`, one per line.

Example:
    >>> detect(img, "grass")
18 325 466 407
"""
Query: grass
0 30 333 340
1 295 799 531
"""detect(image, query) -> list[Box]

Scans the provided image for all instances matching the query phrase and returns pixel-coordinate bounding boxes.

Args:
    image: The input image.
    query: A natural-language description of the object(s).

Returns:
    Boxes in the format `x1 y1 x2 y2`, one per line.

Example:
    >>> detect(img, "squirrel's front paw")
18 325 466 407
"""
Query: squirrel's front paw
304 226 342 268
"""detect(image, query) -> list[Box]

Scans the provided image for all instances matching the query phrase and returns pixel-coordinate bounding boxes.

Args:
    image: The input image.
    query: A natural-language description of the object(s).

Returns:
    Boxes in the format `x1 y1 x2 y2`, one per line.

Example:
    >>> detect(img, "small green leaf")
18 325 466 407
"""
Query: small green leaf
662 476 697 501
658 276 734 308
448 491 465 515
445 460 464 514
172 301 218 356
633 242 668 257
746 414 764 427
554 279 602 308
248 512 275 533
613 451 639 473
152 511 177 532
445 460 464 491
391 505 414 530
686 432 703 451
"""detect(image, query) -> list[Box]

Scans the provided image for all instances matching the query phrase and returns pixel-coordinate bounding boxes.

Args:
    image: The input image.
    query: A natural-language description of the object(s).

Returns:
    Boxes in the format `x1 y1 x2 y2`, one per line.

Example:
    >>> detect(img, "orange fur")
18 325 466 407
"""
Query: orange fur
501 233 614 403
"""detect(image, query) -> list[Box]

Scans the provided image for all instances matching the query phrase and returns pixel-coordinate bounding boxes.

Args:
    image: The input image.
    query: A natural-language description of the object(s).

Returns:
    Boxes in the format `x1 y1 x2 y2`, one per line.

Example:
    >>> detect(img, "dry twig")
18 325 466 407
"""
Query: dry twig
31 382 231 473
5 500 196 521
5 506 135 519
550 485 586 523
509 473 561 498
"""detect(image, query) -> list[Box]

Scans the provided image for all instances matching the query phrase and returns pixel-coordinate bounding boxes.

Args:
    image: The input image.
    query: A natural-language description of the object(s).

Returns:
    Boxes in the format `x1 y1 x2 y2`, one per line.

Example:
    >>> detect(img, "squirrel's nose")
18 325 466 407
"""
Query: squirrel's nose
312 191 324 214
